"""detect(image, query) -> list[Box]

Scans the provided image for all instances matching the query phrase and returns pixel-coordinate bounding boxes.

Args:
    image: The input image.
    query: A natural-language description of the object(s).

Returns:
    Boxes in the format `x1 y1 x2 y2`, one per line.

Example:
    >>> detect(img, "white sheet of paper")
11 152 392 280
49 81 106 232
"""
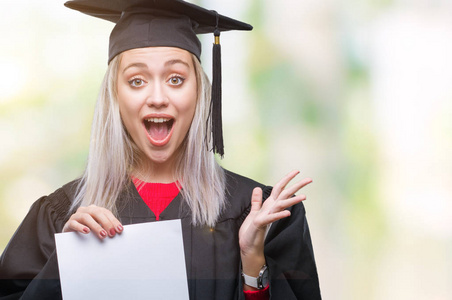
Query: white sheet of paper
55 220 189 300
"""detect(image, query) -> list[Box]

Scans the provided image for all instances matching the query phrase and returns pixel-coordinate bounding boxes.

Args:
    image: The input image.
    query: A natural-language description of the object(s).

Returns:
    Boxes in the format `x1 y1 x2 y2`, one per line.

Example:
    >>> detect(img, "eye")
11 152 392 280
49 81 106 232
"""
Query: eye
128 78 146 88
167 75 185 86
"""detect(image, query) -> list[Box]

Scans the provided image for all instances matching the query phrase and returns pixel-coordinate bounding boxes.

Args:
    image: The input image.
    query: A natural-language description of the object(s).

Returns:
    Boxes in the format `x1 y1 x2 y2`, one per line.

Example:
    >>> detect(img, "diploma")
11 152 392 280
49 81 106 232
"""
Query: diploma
55 220 189 300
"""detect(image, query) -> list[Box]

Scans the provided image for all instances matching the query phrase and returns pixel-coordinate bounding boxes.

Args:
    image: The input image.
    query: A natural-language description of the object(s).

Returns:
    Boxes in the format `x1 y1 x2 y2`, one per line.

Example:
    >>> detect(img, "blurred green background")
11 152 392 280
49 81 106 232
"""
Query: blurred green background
1 0 452 299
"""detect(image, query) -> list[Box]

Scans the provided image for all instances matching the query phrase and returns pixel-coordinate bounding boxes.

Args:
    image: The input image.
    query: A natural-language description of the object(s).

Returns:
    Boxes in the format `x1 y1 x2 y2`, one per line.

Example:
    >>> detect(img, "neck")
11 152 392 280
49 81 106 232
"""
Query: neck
132 161 176 183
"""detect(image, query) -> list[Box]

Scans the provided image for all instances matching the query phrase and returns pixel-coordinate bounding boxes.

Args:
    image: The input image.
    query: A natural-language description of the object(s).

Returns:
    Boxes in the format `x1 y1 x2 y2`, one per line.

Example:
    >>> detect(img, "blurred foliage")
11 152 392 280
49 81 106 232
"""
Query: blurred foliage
246 0 389 298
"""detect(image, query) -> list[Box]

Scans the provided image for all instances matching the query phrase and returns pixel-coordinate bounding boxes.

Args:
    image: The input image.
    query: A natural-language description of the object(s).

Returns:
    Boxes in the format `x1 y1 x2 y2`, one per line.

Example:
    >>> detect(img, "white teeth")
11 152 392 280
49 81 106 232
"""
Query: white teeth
146 117 170 123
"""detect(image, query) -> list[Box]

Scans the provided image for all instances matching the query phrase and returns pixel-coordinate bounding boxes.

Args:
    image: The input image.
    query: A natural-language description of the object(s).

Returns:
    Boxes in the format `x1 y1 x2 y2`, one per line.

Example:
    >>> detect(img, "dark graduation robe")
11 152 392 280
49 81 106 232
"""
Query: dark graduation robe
0 170 321 299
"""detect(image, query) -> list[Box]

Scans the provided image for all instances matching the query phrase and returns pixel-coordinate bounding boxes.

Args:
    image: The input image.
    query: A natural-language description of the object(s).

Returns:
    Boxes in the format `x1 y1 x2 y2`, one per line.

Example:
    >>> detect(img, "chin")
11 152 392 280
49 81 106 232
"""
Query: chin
146 150 175 165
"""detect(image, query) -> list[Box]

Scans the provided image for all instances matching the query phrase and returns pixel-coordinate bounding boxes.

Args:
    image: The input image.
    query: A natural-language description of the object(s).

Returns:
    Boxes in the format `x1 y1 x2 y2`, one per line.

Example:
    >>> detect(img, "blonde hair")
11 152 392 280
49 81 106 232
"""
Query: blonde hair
71 52 226 227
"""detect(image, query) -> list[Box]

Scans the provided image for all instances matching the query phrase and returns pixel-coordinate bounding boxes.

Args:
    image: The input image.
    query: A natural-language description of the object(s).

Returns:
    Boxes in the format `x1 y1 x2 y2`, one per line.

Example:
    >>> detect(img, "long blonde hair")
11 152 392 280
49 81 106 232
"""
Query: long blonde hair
71 52 226 227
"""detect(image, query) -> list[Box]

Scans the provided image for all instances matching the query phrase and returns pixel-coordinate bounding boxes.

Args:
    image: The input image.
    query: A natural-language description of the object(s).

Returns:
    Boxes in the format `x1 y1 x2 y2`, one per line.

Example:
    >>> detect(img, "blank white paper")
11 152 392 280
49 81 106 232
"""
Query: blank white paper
55 220 189 300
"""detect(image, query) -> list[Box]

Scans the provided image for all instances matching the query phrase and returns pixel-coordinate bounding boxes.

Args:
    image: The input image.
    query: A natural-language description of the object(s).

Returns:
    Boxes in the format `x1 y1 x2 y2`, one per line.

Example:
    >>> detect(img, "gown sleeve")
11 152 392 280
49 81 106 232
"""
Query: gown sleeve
0 187 72 299
264 199 321 299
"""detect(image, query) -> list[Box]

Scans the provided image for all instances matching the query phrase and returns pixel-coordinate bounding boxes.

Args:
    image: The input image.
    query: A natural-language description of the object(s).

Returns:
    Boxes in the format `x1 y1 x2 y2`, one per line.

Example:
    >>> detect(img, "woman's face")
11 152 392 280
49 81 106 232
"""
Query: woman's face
117 47 197 172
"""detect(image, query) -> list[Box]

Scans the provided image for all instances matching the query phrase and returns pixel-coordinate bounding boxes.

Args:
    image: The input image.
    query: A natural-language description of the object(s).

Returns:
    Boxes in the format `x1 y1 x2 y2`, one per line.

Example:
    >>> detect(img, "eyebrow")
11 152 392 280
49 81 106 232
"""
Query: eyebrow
122 59 190 74
164 59 190 68
122 62 147 74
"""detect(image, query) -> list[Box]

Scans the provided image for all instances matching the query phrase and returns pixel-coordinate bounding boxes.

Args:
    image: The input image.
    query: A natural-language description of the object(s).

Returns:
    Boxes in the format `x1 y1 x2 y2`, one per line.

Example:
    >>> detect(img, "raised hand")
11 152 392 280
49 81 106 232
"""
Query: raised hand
239 170 312 285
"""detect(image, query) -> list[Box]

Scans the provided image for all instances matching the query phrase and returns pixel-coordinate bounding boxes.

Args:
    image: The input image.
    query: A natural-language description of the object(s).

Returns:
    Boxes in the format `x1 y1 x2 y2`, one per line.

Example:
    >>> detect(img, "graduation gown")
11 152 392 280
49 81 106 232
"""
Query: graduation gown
0 170 321 299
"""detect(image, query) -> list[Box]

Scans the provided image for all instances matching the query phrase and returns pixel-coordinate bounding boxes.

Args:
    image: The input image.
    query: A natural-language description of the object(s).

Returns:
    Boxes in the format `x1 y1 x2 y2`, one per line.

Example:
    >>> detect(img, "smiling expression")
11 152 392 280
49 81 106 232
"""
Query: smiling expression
117 47 198 173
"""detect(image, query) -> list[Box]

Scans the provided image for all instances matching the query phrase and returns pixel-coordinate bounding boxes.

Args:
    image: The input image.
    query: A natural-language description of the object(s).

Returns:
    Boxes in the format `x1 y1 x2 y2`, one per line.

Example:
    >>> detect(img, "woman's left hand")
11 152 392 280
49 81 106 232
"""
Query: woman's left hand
238 170 312 285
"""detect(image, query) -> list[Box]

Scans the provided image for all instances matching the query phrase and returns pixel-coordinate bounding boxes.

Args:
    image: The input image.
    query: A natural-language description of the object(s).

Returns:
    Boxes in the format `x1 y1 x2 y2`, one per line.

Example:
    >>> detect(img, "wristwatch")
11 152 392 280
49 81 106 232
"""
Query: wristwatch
242 265 269 289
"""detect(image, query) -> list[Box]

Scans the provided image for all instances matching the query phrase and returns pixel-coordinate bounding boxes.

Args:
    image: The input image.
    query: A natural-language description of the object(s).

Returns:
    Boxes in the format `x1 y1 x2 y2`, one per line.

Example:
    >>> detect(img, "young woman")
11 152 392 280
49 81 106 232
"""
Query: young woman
0 1 321 299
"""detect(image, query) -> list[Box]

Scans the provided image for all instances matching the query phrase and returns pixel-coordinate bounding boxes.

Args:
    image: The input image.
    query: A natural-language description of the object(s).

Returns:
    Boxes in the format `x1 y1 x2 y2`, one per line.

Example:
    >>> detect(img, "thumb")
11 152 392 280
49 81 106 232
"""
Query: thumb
250 187 263 212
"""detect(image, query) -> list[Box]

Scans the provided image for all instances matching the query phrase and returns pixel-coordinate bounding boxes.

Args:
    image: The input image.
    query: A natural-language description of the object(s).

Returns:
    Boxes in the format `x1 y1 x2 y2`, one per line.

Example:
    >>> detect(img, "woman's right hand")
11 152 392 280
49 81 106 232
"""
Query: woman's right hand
62 205 123 239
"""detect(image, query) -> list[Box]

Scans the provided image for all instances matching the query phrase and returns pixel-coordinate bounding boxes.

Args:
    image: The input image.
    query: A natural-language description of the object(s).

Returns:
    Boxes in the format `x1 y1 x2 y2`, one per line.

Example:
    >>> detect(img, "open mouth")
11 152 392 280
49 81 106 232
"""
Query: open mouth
144 117 175 145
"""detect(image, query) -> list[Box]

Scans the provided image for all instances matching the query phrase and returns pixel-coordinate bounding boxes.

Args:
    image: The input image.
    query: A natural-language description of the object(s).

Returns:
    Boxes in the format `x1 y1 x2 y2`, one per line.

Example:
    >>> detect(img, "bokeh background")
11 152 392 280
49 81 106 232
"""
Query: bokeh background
1 0 451 299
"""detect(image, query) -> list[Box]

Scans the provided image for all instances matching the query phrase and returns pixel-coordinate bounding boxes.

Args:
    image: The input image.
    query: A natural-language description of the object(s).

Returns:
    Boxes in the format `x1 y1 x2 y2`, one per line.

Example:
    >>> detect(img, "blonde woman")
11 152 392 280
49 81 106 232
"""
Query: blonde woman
0 1 321 299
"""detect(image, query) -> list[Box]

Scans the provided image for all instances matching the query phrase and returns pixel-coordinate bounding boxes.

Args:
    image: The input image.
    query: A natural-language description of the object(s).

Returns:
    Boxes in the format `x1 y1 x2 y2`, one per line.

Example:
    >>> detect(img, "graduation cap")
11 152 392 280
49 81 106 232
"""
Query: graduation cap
64 0 253 157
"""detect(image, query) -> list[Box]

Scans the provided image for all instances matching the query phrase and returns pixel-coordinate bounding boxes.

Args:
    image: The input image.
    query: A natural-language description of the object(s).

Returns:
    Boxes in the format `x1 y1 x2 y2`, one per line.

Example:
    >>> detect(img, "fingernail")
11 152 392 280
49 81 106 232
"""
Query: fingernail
100 230 107 237
83 227 90 234
109 228 116 236
117 225 123 232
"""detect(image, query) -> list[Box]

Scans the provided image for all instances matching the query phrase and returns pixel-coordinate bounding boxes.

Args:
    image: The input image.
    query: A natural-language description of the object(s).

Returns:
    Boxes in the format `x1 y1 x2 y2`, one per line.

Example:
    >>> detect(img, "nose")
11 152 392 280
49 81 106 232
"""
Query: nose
146 81 169 108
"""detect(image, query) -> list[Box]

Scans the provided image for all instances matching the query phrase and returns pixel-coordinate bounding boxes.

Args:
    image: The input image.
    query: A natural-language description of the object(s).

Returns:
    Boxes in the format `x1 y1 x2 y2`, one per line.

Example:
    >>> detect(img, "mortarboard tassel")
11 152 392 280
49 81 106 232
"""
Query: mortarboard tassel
210 11 224 157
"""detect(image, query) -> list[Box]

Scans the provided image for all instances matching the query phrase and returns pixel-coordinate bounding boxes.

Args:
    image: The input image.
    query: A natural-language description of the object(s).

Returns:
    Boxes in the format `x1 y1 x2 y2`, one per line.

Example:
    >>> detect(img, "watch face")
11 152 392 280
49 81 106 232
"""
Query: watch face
261 268 269 287
258 265 269 288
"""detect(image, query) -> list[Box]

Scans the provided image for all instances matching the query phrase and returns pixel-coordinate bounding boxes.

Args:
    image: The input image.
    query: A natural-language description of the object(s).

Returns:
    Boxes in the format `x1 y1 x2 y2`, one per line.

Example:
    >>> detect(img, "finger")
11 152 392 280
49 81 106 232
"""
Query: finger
250 187 263 212
256 210 291 227
77 205 121 237
270 195 306 213
77 213 109 239
91 213 117 237
271 170 300 198
84 205 120 237
62 219 91 234
103 209 123 234
280 178 312 199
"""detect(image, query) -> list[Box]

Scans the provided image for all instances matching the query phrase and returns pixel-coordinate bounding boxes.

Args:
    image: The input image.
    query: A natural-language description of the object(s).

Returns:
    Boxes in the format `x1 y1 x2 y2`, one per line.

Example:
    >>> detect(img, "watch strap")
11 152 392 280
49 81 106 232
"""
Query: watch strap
242 265 268 289
242 272 260 289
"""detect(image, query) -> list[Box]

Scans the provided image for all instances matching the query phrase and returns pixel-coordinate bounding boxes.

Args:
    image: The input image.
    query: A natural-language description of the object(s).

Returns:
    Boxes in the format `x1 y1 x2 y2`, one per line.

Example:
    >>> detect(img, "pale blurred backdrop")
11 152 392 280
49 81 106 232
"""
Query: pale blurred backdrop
1 0 451 299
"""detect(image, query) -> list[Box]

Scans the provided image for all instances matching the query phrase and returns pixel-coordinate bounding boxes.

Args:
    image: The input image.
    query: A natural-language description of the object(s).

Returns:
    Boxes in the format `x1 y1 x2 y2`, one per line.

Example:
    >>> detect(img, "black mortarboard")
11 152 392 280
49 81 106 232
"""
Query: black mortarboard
64 0 253 157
